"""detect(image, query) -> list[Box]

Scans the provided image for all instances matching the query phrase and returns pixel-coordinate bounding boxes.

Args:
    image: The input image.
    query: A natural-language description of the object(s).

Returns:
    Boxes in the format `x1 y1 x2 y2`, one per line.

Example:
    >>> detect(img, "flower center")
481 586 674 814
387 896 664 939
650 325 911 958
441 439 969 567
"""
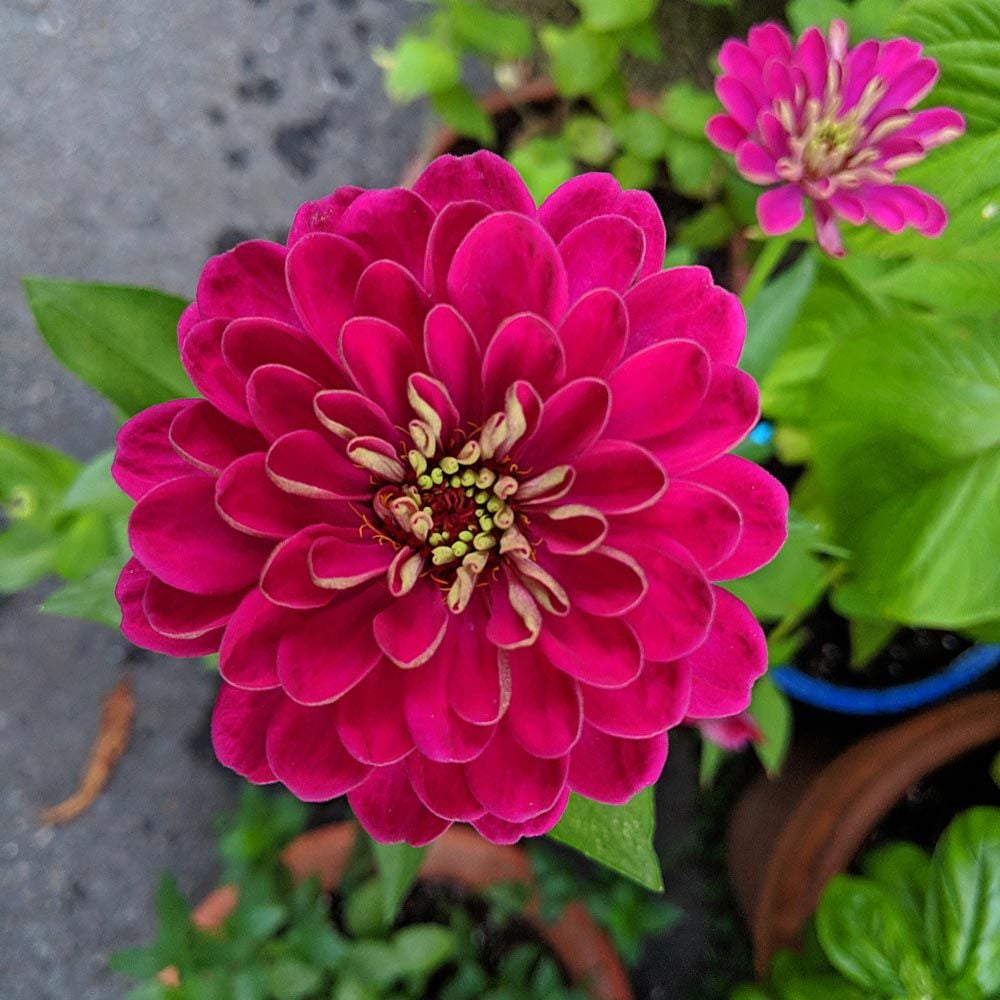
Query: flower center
803 116 860 175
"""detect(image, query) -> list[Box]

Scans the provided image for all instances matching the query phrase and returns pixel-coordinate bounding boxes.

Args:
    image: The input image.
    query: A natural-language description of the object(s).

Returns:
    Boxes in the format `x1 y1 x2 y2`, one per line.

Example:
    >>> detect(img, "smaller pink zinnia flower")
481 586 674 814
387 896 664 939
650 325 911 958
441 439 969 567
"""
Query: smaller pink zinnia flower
706 19 965 256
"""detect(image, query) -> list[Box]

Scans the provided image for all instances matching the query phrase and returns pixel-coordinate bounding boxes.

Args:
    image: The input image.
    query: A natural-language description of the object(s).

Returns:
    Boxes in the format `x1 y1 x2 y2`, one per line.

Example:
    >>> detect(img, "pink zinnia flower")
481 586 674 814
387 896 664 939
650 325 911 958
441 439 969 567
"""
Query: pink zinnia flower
113 151 787 845
706 20 965 256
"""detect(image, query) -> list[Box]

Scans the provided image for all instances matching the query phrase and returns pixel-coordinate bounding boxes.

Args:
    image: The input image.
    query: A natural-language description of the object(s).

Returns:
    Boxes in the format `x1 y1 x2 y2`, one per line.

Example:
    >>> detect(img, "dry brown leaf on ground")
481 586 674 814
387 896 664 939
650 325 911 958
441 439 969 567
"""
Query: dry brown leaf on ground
38 676 135 825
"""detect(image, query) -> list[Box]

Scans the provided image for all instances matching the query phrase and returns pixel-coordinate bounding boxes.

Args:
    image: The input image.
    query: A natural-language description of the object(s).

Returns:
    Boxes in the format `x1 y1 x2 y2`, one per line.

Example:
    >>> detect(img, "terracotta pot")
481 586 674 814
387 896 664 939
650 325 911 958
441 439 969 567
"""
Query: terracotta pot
181 823 632 1000
728 691 1000 976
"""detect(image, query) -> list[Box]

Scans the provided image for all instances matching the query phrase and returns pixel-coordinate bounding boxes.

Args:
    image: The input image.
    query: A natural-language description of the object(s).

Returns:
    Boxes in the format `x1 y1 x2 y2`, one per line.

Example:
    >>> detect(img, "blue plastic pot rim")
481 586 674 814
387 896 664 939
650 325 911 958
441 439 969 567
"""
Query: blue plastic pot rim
770 643 1000 716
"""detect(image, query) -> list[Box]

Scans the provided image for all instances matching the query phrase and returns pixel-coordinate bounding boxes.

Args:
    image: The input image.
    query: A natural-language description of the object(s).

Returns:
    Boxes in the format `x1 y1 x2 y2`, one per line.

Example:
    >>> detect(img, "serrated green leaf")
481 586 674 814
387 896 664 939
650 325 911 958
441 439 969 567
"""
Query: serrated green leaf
549 789 662 891
539 25 618 98
925 807 1000 995
811 313 1000 627
891 0 1000 134
382 35 461 102
22 278 194 417
372 841 426 925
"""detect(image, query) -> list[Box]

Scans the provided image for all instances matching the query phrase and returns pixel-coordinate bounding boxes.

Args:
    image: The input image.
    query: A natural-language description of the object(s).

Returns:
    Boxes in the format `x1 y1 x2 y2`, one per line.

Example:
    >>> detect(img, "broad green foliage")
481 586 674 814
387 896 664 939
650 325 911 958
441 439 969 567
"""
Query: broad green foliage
742 807 1000 1000
114 790 587 1000
891 0 1000 135
549 789 663 891
22 278 194 416
810 314 1000 627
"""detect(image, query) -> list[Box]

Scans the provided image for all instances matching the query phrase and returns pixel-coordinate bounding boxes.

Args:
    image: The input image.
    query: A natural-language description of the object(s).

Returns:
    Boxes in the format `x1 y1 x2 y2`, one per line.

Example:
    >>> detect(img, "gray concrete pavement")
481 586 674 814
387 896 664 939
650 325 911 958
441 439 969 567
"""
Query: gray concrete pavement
0 2 424 996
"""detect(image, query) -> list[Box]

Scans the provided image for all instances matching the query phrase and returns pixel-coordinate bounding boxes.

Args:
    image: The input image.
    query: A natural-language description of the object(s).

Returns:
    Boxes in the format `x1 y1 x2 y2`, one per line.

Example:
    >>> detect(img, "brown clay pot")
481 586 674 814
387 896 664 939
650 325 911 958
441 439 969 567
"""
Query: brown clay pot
180 823 633 1000
728 691 1000 976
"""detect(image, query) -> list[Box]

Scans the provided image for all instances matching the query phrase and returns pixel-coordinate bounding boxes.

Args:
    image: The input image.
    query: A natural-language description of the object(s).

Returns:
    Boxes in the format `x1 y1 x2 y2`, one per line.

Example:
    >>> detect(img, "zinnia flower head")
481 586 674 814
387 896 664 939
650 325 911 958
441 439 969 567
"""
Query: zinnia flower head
113 151 787 845
706 19 965 256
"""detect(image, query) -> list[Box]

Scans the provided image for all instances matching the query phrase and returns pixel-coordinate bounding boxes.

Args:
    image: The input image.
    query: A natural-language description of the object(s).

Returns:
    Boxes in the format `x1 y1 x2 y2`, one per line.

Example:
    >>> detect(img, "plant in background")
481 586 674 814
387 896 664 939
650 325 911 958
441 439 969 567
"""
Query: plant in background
525 842 681 967
734 806 1000 999
112 789 587 1000
376 0 730 207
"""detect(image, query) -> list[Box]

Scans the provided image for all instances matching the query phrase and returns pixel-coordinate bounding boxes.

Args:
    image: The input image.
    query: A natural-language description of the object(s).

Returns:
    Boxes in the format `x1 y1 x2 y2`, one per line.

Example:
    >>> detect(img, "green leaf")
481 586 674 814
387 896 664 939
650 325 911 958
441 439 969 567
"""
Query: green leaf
571 0 657 31
675 204 736 251
618 20 663 62
446 1 534 60
741 250 819 382
698 737 726 788
664 135 722 199
660 82 719 141
61 449 133 517
344 876 392 940
264 958 323 1000
562 114 617 166
749 675 792 777
430 86 496 145
549 789 663 891
811 313 1000 627
861 842 931 937
925 806 1000 995
865 258 1000 315
847 617 897 668
391 924 456 976
344 940 404 989
52 511 114 580
788 0 902 38
0 432 80 512
539 25 619 98
726 512 827 623
381 35 461 101
0 524 60 593
22 278 195 417
613 109 667 160
611 152 656 190
507 137 576 204
891 0 1000 134
816 876 935 995
371 842 426 925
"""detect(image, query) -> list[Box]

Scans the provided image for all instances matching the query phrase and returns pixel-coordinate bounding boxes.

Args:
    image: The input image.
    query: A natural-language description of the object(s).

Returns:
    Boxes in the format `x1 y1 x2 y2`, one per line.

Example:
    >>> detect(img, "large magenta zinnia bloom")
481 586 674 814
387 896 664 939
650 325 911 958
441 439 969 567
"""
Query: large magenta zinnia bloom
113 151 786 845
706 19 965 256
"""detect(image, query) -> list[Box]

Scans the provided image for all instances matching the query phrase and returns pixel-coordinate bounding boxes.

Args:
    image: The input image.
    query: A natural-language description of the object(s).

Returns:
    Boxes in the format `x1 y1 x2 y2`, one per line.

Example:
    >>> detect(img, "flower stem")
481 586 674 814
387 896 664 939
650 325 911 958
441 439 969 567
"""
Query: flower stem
740 234 794 306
